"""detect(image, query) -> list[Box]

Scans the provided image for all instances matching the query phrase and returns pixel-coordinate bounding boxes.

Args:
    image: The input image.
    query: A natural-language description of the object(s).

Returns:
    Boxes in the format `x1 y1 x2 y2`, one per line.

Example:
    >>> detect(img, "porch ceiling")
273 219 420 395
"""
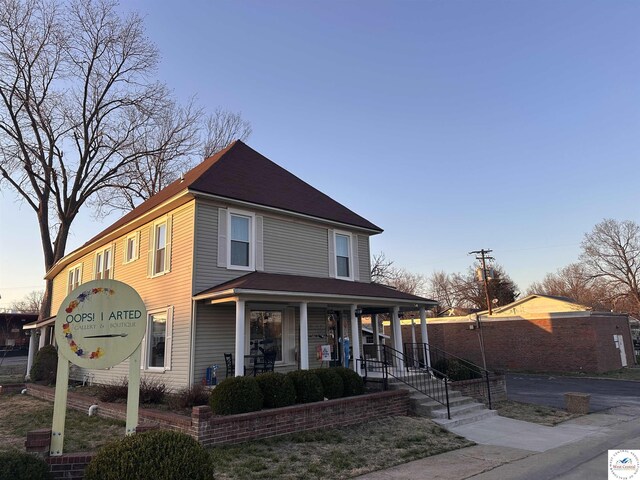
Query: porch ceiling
193 272 437 308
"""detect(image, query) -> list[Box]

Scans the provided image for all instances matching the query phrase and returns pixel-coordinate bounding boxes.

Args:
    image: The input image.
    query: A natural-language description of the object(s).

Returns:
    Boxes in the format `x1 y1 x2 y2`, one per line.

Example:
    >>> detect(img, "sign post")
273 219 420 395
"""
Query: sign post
51 280 147 455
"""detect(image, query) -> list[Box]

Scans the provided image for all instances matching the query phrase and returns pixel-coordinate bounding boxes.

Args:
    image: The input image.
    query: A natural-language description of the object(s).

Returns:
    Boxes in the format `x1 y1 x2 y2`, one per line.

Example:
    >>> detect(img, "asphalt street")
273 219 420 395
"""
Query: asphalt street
506 373 640 412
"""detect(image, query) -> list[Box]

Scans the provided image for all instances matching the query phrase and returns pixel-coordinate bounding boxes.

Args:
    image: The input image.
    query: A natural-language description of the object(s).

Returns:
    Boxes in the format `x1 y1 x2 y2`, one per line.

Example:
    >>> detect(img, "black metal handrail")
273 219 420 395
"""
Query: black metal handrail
404 342 493 409
359 344 451 419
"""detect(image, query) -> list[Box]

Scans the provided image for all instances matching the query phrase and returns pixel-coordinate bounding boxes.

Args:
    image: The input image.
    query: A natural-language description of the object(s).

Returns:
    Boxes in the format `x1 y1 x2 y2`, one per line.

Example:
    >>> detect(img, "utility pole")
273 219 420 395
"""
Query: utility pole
469 249 494 315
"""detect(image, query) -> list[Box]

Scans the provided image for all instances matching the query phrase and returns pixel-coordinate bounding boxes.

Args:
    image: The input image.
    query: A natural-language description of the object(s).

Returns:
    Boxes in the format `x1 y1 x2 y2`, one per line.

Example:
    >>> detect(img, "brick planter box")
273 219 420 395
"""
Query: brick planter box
26 384 409 447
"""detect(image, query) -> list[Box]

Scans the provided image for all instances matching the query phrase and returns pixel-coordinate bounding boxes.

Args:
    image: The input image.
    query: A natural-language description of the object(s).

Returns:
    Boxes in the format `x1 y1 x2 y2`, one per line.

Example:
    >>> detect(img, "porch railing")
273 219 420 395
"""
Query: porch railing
358 344 451 419
404 342 493 409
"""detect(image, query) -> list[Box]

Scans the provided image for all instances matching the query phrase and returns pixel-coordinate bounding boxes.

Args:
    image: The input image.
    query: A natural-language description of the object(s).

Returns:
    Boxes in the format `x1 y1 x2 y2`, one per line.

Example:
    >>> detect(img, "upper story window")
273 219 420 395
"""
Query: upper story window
67 264 82 294
94 247 112 280
124 232 139 263
148 217 171 277
335 233 352 279
229 211 254 270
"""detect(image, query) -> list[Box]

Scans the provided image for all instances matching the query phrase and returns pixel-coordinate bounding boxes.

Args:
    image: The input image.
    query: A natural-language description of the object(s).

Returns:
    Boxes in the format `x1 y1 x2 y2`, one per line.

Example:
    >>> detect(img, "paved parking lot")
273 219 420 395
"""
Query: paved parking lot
507 373 640 412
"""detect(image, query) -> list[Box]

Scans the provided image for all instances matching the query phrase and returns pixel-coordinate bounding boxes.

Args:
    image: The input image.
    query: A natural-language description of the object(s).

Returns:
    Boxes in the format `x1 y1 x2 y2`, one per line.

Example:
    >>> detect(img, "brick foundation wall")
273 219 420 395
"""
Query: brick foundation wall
47 453 95 480
451 374 507 404
193 389 409 447
424 315 634 373
27 384 409 448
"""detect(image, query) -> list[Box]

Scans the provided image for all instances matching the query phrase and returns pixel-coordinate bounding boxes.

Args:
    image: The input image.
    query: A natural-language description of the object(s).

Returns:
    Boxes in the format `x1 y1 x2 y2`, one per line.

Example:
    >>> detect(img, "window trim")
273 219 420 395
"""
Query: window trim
333 231 354 281
245 307 291 366
123 232 140 264
149 217 171 278
93 246 113 280
141 306 173 372
67 263 83 294
227 209 255 271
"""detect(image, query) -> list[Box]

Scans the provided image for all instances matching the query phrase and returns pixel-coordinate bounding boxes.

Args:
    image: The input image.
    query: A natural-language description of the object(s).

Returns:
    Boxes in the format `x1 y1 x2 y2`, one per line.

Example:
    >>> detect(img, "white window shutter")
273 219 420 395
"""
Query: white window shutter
165 306 173 370
136 231 141 261
110 242 116 279
91 253 97 280
353 235 360 281
147 226 154 277
164 215 173 273
328 229 336 278
255 215 264 271
217 208 228 268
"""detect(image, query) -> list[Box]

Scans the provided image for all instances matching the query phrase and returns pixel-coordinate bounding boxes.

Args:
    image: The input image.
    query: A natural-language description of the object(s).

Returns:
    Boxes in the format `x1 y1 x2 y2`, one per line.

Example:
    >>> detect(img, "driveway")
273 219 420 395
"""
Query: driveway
506 373 640 412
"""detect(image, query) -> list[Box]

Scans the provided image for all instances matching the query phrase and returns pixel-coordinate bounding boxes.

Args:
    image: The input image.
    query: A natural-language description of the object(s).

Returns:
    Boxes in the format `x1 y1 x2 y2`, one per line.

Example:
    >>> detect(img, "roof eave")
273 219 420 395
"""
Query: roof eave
193 287 436 307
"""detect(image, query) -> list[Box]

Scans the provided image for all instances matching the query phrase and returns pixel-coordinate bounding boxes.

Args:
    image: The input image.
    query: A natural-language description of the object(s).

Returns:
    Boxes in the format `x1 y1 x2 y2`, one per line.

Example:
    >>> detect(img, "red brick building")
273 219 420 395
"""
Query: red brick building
399 295 636 374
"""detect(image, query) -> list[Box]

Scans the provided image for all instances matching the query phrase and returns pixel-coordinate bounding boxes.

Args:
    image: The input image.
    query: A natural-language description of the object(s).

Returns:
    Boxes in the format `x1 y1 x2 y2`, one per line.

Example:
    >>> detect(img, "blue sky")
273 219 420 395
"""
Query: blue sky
1 1 639 308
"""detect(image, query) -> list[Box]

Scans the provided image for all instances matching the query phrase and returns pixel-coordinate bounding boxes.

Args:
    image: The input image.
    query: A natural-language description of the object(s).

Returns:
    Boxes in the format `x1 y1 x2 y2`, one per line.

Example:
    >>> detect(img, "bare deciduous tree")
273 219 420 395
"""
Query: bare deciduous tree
370 252 395 283
9 290 44 313
525 262 618 311
427 265 519 312
369 252 426 296
202 108 252 159
580 218 640 313
0 0 184 319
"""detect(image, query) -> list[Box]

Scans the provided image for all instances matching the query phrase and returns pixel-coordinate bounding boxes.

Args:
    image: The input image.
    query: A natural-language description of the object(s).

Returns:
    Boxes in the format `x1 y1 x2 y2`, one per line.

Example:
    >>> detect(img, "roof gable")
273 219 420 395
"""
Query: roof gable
492 294 590 316
189 141 382 232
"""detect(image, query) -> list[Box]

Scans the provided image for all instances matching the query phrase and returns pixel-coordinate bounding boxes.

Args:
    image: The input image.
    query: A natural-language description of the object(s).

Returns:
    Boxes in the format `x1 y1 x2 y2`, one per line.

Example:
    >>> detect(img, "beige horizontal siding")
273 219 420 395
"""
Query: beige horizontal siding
52 202 196 391
263 217 329 277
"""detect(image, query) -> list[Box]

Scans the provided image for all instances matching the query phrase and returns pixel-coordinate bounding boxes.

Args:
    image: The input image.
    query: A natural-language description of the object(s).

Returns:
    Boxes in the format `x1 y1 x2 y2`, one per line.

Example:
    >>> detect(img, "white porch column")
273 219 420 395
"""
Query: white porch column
299 302 309 370
234 299 245 377
371 314 381 360
38 327 46 349
350 305 361 373
25 331 37 380
420 306 431 368
392 306 404 370
410 318 417 345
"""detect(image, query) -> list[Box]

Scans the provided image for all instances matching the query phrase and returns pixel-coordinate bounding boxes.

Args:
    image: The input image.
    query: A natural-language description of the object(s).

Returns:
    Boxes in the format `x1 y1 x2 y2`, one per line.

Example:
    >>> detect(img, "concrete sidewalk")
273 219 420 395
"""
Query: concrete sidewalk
356 406 640 480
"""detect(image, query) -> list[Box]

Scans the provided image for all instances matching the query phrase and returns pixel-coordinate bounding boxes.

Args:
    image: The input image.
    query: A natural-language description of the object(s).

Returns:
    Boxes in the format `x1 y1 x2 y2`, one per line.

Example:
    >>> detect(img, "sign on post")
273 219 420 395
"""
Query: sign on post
51 280 146 455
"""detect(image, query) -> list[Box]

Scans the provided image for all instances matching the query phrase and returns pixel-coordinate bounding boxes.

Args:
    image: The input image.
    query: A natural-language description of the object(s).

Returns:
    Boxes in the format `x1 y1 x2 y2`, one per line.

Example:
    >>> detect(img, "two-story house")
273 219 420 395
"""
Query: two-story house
26 141 436 390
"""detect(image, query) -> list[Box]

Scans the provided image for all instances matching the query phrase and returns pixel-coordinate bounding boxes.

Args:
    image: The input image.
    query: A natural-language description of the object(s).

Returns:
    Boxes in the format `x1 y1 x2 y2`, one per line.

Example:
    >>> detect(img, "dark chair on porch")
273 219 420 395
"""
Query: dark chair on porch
256 350 277 374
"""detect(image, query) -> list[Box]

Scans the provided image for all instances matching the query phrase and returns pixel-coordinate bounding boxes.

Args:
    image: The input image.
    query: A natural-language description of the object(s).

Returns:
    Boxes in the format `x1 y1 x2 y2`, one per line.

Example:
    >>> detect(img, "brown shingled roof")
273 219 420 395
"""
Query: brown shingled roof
195 271 436 304
80 140 381 250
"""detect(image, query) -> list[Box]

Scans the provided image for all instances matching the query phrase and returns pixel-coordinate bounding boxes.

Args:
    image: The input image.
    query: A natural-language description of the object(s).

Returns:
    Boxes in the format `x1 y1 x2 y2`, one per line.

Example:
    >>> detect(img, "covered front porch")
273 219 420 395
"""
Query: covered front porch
191 272 437 383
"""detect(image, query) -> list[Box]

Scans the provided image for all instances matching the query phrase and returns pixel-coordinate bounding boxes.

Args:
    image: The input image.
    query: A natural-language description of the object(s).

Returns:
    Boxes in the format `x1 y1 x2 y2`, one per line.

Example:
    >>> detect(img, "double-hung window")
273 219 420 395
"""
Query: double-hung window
229 212 253 270
335 233 352 279
149 217 171 277
94 247 112 280
67 264 82 294
124 232 139 263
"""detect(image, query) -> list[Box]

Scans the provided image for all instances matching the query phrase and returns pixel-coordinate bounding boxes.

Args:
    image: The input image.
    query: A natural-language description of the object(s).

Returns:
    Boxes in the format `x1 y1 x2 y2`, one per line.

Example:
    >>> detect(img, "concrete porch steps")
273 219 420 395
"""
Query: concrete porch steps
386 377 497 428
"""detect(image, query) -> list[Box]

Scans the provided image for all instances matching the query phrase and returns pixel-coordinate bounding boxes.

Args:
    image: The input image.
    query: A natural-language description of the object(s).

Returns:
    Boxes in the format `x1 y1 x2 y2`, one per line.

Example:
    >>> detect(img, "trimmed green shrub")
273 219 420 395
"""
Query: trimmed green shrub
209 376 263 415
84 430 212 480
311 368 344 399
0 451 52 480
432 358 482 381
332 366 364 396
29 345 58 385
255 372 296 408
167 384 211 410
286 370 324 404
